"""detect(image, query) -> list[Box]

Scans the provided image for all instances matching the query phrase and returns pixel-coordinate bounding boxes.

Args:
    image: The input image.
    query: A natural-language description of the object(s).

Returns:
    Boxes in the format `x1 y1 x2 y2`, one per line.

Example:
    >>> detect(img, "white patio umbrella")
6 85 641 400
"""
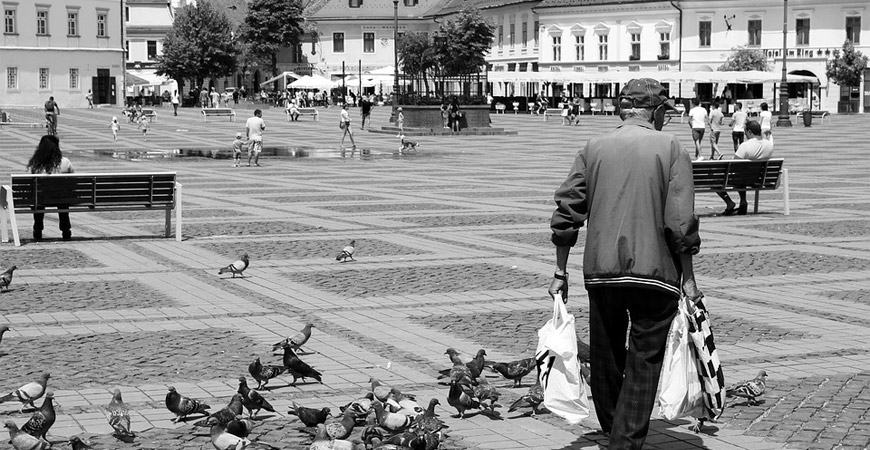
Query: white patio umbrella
289 75 336 90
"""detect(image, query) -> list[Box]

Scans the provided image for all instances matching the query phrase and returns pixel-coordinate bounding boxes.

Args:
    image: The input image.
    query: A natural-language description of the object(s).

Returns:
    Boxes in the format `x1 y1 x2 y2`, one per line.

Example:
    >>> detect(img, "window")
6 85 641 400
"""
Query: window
69 68 79 89
39 68 49 90
748 19 761 46
598 34 608 60
147 40 157 59
4 8 15 34
348 0 362 8
699 20 711 47
552 36 561 61
292 44 302 62
659 32 670 58
363 32 374 53
630 33 640 60
403 0 417 6
498 24 503 48
534 20 539 46
847 16 861 44
522 22 527 48
67 11 78 36
509 22 515 48
36 10 48 35
125 6 129 22
97 12 107 37
796 18 809 45
6 67 17 89
575 35 584 61
333 32 344 53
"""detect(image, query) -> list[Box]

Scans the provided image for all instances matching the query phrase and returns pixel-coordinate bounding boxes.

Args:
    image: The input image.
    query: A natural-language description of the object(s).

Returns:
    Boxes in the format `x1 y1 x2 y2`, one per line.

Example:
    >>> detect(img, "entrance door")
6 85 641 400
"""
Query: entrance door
864 68 870 113
92 69 114 104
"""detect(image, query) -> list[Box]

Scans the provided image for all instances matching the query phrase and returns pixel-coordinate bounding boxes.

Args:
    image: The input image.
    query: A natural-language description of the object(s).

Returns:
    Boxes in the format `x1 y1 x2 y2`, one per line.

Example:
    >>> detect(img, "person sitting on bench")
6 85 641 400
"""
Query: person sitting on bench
27 135 75 241
717 120 774 216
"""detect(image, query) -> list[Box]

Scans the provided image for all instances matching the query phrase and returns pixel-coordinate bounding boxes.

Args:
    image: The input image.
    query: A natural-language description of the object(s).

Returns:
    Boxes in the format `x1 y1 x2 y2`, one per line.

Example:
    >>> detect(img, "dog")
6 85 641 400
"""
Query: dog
399 136 418 152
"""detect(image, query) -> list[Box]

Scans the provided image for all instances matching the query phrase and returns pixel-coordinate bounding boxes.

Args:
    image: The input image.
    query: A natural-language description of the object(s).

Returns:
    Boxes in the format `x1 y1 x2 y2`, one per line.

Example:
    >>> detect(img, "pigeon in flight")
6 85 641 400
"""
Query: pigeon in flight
218 254 249 278
271 323 314 353
104 389 135 439
335 240 355 262
165 386 210 423
727 370 768 406
4 421 49 450
0 265 16 292
0 373 50 413
20 392 55 442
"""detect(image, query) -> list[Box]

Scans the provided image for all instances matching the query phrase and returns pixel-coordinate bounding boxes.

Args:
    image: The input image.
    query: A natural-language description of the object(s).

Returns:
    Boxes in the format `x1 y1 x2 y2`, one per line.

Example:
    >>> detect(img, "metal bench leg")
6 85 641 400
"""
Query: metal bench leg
754 189 760 214
1 186 20 246
782 168 790 216
175 182 183 242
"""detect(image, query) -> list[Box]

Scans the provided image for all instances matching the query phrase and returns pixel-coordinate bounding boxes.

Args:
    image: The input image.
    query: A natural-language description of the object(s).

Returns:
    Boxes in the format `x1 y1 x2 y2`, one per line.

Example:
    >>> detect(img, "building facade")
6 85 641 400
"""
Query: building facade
1 0 124 107
124 0 176 99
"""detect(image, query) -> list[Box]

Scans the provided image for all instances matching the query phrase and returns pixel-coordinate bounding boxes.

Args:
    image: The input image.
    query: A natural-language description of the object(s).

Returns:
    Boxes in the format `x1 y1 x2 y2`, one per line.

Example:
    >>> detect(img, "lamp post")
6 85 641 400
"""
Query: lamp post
391 0 399 122
776 0 792 126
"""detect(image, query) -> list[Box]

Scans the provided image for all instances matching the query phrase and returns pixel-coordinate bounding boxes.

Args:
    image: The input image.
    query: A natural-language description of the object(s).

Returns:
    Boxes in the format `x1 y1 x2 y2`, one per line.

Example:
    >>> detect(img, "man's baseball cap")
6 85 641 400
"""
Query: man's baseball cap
236 132 242 138
619 78 677 110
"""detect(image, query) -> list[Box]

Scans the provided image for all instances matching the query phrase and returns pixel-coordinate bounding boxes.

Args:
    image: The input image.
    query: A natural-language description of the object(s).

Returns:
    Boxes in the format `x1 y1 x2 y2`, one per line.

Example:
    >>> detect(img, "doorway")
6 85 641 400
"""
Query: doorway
91 69 116 104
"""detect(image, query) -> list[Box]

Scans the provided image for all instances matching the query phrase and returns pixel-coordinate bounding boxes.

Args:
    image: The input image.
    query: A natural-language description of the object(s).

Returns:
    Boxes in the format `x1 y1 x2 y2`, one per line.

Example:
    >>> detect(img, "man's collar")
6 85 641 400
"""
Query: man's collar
618 117 655 129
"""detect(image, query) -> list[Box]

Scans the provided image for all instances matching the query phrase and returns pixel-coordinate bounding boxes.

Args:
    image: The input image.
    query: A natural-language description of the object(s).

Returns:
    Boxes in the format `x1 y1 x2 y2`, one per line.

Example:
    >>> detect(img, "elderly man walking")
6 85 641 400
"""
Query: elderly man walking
549 78 702 449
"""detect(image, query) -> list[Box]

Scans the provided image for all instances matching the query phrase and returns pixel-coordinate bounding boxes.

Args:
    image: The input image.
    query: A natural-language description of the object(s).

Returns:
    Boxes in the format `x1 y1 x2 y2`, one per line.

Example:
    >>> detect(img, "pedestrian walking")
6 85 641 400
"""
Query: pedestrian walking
730 102 748 151
86 90 94 109
171 90 180 116
688 98 707 160
245 109 266 166
708 101 725 160
339 103 356 148
549 78 701 450
360 96 372 130
27 135 74 242
110 116 121 141
395 107 404 137
137 115 149 142
231 132 247 167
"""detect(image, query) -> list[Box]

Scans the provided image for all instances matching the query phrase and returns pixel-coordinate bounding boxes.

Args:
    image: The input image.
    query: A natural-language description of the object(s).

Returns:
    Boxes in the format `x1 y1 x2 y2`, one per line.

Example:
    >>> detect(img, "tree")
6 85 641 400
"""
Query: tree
826 41 868 87
241 0 305 78
156 2 238 91
718 47 769 71
436 8 495 77
398 32 437 96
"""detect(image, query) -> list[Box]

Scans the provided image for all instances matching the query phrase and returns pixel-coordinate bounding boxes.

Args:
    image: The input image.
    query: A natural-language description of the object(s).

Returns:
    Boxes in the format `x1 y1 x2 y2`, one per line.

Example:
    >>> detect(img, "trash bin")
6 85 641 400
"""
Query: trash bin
802 110 812 127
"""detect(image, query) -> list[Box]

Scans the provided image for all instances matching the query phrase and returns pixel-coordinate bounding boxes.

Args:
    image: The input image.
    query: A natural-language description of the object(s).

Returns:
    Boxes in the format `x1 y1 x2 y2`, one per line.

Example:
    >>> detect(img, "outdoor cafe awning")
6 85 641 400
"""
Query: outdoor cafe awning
259 71 302 89
487 70 819 85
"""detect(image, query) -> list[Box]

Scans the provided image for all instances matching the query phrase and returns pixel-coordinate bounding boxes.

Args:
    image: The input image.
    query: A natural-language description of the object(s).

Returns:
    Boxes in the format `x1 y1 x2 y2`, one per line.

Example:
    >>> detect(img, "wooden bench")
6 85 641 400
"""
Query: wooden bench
794 110 829 125
494 103 506 114
692 158 789 215
542 109 563 122
201 108 236 122
285 107 319 121
1 172 182 246
141 108 157 122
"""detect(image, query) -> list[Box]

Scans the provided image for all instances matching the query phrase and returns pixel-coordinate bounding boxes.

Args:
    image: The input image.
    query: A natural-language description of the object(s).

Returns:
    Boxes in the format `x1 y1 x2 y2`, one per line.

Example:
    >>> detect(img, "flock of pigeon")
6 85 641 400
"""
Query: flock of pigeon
0 246 771 449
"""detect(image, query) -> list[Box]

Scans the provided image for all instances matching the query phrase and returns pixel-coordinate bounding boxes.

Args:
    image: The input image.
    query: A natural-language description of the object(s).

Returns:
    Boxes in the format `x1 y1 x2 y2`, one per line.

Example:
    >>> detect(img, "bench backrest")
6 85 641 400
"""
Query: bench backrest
692 158 783 190
10 172 176 210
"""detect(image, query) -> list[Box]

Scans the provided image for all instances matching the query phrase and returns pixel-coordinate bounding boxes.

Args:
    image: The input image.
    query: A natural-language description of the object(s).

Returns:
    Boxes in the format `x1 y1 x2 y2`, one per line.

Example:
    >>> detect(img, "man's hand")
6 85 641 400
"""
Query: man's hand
682 276 702 303
548 272 568 303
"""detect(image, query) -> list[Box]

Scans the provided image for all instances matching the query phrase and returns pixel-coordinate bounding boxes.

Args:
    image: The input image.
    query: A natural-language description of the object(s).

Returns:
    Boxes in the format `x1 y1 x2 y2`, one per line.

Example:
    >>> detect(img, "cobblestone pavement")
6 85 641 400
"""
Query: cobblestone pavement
1 105 870 449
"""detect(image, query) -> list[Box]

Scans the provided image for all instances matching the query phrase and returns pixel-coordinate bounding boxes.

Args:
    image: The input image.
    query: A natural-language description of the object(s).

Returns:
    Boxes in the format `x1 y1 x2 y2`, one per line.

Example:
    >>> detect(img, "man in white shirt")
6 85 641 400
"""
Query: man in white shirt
730 102 748 151
717 120 773 215
688 98 708 160
708 101 725 160
245 109 266 167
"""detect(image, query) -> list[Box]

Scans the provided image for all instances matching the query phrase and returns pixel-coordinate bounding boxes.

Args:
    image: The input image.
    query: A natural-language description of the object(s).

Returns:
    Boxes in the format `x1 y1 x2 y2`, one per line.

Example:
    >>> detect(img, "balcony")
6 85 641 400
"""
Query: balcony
657 54 670 60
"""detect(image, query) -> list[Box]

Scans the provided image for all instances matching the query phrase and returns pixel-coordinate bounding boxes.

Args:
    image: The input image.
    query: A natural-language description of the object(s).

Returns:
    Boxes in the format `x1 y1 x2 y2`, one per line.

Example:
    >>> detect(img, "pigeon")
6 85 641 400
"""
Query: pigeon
104 388 134 438
727 370 768 406
340 392 374 424
193 394 243 428
371 401 413 433
412 399 446 434
237 377 275 418
409 431 440 450
370 378 393 402
67 436 92 450
473 376 502 414
4 421 49 450
310 423 355 450
487 357 536 387
208 417 279 450
288 401 330 427
508 380 545 416
226 415 254 438
248 357 287 390
0 373 50 413
440 348 473 385
0 325 10 346
335 240 355 262
0 265 16 292
20 392 55 441
272 323 314 353
466 349 488 380
324 408 356 440
388 388 423 417
281 345 322 385
165 386 210 423
218 253 249 278
446 381 479 419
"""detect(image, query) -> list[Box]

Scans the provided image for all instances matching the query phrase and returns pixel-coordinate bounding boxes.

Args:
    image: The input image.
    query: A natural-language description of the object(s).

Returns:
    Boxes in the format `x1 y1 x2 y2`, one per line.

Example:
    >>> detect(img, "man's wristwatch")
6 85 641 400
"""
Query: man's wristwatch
554 271 568 281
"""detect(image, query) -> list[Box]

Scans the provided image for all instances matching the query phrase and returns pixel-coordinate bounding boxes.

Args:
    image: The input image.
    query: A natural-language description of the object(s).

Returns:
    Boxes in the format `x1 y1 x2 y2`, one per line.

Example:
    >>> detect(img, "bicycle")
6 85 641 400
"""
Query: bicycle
44 114 57 136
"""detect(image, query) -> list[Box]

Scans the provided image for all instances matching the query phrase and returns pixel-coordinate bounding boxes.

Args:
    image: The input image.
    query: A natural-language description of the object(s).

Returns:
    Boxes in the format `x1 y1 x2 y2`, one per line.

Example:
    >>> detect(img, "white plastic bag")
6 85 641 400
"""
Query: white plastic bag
535 293 590 424
656 299 706 420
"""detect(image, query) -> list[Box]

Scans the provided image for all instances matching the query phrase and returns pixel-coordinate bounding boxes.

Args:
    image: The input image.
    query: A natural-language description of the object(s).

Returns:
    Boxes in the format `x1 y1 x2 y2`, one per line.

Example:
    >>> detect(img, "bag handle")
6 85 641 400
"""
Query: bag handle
551 293 569 328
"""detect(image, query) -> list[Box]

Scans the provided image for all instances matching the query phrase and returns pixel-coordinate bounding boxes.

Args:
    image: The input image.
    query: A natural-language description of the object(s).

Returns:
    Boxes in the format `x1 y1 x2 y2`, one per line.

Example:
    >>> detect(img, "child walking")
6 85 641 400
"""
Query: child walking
232 132 247 167
137 115 149 142
396 107 404 137
110 116 121 142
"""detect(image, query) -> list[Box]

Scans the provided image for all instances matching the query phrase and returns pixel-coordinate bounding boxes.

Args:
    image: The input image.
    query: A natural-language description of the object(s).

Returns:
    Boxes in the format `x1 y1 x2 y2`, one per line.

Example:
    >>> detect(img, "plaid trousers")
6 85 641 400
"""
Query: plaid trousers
588 286 678 450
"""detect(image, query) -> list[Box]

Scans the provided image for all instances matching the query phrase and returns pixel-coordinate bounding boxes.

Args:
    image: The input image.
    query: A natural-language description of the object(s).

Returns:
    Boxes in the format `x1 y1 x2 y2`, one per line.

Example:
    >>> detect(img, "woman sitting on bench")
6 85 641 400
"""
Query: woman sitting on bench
27 135 75 241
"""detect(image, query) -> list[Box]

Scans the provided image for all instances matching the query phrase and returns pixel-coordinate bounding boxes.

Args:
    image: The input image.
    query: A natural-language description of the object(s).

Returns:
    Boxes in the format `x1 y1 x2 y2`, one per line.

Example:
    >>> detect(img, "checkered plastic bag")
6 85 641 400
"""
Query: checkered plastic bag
685 295 726 420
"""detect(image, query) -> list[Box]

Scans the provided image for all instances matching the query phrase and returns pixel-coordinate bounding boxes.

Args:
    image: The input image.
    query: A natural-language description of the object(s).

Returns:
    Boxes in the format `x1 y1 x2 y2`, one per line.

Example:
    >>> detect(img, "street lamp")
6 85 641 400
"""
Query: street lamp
776 0 792 127
391 0 399 122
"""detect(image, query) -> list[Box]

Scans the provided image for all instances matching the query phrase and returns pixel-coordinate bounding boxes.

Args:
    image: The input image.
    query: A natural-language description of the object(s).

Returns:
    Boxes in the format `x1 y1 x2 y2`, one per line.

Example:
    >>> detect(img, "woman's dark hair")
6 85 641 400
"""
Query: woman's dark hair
27 135 62 174
760 102 769 111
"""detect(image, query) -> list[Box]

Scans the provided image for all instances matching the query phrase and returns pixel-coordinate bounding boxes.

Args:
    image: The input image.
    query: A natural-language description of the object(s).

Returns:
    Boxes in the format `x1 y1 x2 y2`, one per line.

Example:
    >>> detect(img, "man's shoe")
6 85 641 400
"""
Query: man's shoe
32 231 42 242
62 232 71 241
722 205 738 216
737 204 748 215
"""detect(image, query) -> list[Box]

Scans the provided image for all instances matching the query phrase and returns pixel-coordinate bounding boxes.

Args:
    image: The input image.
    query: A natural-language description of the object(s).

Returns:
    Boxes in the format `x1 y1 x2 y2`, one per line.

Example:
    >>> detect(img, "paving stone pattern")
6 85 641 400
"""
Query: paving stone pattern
1 107 869 449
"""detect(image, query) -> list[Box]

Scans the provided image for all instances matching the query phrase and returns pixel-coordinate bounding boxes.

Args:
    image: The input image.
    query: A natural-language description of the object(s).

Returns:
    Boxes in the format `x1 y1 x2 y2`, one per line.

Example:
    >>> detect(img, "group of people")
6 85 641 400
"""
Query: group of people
229 109 266 167
195 86 240 109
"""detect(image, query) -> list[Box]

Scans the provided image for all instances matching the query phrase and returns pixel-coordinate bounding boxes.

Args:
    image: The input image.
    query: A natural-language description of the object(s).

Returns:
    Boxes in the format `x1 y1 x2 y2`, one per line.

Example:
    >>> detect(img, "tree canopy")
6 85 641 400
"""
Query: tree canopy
241 0 305 76
155 2 238 87
718 47 769 71
436 8 495 77
826 41 868 87
398 32 437 96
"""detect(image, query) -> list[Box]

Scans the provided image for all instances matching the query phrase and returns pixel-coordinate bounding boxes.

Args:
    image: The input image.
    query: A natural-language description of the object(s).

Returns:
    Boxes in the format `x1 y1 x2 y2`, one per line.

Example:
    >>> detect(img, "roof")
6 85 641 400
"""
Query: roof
428 0 540 17
536 0 667 9
127 0 171 4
